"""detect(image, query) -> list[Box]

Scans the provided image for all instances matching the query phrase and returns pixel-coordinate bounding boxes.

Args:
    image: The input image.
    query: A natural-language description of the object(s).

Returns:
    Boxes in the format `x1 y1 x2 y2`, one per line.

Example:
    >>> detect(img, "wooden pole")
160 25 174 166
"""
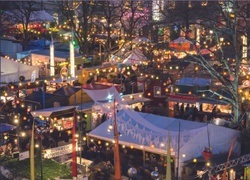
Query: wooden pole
72 110 77 178
166 131 171 180
30 120 35 180
176 122 181 179
113 99 121 180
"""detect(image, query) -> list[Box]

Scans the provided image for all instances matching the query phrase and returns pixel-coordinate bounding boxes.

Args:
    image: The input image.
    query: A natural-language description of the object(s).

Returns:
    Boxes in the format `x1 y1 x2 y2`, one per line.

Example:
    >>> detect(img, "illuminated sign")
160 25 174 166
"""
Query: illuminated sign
60 66 68 81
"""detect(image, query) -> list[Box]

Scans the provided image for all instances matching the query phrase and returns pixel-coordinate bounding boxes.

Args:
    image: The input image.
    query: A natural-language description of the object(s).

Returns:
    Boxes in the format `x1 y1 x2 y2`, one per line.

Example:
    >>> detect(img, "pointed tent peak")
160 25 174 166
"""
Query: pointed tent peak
169 37 200 51
122 48 148 65
30 10 54 22
170 37 193 44
53 85 81 97
82 83 122 103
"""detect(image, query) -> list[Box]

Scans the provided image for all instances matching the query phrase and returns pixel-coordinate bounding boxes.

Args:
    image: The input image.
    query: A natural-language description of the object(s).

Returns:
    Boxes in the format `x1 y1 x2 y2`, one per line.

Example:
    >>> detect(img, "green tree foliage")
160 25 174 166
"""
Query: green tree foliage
0 155 71 179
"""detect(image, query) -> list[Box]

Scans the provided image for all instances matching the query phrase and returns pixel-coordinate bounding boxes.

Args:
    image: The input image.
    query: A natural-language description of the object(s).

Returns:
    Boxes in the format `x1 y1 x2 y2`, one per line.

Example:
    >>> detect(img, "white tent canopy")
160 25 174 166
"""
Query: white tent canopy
89 109 240 158
0 57 38 83
170 37 192 44
82 84 122 103
122 48 148 65
88 108 240 175
30 10 54 22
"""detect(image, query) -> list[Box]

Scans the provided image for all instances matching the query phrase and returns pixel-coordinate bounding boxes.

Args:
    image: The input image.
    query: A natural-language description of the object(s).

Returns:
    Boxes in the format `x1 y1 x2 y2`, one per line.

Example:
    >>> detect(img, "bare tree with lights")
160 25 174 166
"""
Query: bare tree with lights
94 1 121 60
2 1 41 50
55 1 97 55
118 1 150 44
160 1 250 124
0 3 11 39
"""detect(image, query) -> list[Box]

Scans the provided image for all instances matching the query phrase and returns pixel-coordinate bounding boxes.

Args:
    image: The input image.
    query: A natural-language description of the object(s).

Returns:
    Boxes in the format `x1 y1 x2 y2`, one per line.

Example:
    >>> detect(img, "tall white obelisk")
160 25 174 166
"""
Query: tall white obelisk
50 39 55 76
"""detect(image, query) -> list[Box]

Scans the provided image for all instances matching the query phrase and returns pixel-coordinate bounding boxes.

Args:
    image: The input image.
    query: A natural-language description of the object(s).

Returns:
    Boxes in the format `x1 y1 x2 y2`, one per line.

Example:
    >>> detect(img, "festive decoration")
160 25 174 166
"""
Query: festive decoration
202 147 213 161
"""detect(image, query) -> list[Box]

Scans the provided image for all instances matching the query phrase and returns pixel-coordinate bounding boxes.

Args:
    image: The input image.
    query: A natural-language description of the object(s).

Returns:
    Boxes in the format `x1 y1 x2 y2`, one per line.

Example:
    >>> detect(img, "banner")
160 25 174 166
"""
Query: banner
43 144 76 159
19 151 29 161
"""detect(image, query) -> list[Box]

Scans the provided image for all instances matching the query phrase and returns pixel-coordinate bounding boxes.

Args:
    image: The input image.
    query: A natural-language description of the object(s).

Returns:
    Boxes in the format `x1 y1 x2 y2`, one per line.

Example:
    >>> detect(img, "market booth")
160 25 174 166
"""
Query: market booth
82 82 240 178
82 83 151 130
87 108 240 178
166 93 232 121
31 106 77 136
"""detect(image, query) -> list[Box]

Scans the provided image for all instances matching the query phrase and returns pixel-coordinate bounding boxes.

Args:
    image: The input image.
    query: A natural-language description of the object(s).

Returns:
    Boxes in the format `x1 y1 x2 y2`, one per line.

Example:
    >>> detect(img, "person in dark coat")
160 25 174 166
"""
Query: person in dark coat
51 127 60 147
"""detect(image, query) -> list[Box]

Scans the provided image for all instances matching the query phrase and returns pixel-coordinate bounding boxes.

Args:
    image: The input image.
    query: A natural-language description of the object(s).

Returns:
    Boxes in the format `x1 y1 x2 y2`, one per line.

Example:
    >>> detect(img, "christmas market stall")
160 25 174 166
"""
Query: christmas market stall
31 106 77 140
82 83 151 130
122 48 149 66
87 108 240 178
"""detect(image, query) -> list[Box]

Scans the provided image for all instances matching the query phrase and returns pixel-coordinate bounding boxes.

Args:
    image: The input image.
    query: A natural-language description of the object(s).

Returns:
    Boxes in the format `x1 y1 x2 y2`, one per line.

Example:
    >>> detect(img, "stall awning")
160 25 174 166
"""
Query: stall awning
199 97 229 105
0 123 16 133
82 83 122 103
166 94 200 104
123 97 151 105
31 106 77 118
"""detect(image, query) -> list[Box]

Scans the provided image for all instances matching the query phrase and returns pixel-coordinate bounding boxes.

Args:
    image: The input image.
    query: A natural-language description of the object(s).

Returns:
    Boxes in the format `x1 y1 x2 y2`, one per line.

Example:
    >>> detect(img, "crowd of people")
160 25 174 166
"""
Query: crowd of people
84 141 172 180
172 102 224 122
0 121 71 158
173 103 199 121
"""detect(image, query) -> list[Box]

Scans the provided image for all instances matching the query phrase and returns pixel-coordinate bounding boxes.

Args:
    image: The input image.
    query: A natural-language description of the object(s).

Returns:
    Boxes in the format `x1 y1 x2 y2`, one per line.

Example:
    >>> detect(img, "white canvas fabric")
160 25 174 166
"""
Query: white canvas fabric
82 84 122 103
0 57 38 83
88 108 241 162
122 48 148 65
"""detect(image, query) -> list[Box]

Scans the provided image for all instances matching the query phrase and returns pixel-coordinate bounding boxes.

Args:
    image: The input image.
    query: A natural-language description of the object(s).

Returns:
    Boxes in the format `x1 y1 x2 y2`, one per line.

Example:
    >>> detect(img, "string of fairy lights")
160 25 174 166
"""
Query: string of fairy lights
1 5 249 105
2 53 250 104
